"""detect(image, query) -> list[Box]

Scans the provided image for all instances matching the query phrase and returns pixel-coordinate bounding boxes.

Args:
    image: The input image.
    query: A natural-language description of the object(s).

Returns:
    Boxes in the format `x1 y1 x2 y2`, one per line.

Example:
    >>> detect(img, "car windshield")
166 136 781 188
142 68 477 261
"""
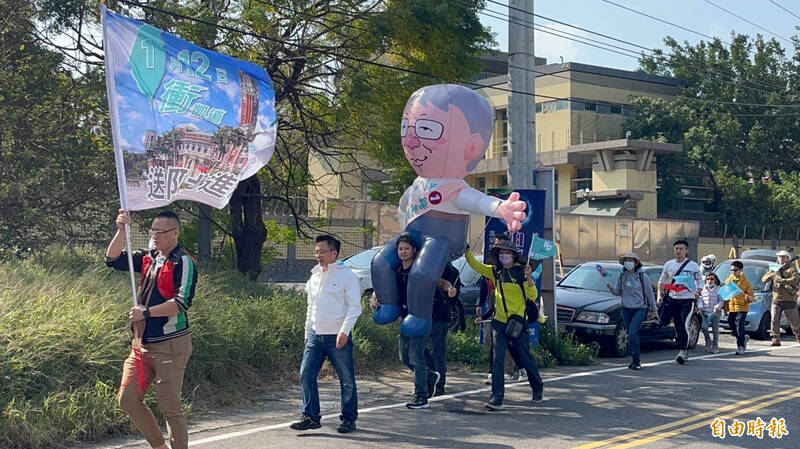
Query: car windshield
559 264 622 291
715 261 770 292
452 255 483 286
343 248 378 269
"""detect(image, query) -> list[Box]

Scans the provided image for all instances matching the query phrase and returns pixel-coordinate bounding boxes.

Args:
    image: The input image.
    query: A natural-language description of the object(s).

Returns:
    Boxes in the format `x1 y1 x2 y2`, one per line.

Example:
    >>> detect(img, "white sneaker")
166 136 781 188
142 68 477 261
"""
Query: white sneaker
736 346 745 355
484 373 492 385
517 369 528 382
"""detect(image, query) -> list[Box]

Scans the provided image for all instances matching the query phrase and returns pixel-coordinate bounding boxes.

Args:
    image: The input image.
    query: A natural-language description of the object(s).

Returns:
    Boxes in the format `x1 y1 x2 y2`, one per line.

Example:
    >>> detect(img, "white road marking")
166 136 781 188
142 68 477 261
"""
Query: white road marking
189 343 799 447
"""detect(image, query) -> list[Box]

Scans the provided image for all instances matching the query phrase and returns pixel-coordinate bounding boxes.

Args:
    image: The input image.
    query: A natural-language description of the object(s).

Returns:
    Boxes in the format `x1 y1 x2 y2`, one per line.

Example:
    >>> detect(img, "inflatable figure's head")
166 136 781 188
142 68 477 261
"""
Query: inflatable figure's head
401 84 493 178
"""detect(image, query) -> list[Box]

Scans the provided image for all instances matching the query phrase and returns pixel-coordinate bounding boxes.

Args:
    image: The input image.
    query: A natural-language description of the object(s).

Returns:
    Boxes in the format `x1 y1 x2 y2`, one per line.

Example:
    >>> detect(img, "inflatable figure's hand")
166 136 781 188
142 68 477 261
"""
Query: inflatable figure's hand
496 192 527 231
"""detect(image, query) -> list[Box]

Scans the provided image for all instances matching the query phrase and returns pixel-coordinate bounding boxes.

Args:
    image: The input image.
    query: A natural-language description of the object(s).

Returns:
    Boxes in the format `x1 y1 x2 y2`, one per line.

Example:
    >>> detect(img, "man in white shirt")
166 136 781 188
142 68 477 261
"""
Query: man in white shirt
290 235 362 433
657 240 703 365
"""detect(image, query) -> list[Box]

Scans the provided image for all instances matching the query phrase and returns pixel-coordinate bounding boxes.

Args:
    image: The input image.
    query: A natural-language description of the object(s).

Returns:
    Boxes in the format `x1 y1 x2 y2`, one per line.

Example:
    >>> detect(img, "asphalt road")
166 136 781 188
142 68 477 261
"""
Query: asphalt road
89 332 800 449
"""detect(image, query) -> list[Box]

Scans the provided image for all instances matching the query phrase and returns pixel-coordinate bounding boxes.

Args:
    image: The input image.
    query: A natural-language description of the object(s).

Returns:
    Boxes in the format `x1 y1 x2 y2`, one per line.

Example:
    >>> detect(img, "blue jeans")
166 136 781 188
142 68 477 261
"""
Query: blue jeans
621 308 647 363
300 332 358 422
490 319 543 403
399 331 435 398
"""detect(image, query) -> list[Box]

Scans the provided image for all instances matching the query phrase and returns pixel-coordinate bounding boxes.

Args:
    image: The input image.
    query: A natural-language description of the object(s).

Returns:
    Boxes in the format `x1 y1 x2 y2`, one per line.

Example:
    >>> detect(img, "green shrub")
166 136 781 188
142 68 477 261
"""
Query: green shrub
538 322 600 366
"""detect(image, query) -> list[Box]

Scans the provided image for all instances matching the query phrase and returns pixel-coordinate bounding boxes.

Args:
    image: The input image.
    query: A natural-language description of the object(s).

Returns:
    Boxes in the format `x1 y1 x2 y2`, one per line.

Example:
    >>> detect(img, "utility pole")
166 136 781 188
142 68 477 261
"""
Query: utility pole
507 0 536 189
508 1 558 327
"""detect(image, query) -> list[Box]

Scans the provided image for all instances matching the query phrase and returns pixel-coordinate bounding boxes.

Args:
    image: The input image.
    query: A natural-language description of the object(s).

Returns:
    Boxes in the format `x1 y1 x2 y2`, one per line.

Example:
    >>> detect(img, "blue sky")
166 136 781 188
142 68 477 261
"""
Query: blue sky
479 0 800 71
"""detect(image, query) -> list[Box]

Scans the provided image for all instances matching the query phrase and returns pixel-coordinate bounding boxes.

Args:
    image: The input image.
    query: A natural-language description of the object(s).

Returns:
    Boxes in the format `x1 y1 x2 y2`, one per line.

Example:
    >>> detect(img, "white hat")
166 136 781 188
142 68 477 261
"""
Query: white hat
619 252 641 265
777 250 791 257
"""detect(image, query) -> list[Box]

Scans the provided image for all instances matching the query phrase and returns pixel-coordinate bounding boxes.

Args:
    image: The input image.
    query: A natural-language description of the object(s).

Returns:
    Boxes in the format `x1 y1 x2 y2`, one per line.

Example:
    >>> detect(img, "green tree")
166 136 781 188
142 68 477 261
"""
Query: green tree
31 0 494 276
0 0 116 257
627 33 800 226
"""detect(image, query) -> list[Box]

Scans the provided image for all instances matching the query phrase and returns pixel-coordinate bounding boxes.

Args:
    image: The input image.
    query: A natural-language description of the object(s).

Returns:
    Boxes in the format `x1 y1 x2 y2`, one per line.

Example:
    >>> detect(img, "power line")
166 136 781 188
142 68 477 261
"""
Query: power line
112 0 800 118
597 0 787 92
704 0 792 44
476 0 795 102
599 0 730 46
485 0 654 53
767 0 800 21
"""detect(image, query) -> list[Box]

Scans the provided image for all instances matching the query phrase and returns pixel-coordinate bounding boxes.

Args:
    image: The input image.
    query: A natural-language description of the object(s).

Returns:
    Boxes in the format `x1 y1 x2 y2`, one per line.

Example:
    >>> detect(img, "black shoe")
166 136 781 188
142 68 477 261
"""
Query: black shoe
433 386 446 397
406 396 429 409
627 363 634 370
484 397 504 410
631 362 642 370
532 391 544 403
290 415 321 431
336 419 356 433
427 371 441 398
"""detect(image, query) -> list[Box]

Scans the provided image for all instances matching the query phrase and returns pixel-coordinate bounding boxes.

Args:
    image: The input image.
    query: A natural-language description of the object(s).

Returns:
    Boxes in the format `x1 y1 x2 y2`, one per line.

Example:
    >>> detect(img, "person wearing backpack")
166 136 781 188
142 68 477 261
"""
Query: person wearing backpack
605 252 657 370
657 240 703 365
761 250 800 346
465 239 543 411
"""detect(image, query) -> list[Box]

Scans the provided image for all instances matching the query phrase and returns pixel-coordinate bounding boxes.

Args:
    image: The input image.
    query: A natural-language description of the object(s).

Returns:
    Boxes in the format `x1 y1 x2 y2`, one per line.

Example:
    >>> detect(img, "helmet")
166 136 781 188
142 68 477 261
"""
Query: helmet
700 254 716 266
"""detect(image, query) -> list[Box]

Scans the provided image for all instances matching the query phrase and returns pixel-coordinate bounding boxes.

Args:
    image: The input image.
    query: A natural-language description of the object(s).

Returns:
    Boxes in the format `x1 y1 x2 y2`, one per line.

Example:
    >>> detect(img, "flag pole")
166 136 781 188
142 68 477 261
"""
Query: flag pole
102 3 138 306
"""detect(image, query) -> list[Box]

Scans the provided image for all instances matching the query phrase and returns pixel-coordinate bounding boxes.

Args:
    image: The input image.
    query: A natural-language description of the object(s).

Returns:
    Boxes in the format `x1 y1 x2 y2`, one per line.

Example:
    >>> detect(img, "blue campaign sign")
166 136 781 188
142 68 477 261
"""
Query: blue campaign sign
102 6 276 210
484 189 546 260
718 282 744 301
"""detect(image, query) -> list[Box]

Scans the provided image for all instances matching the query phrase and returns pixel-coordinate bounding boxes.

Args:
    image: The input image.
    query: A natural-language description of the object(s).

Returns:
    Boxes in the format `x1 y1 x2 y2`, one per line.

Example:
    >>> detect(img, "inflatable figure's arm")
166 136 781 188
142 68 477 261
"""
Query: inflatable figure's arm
465 249 495 280
454 188 527 231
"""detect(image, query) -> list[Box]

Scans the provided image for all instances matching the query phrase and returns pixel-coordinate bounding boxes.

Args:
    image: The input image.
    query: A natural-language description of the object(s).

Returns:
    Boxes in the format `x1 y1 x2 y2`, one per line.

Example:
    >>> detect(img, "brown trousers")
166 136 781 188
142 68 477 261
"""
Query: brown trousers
119 333 192 449
771 300 800 337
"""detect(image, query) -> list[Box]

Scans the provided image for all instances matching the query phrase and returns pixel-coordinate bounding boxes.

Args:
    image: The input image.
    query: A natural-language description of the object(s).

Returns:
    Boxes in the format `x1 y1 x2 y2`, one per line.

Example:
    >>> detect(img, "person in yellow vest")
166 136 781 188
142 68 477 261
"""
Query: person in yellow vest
465 239 543 411
725 260 754 355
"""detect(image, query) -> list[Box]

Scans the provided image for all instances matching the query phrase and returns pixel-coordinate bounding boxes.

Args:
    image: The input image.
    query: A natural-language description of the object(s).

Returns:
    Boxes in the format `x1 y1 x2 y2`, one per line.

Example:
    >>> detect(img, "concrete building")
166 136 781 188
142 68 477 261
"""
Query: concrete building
470 62 684 218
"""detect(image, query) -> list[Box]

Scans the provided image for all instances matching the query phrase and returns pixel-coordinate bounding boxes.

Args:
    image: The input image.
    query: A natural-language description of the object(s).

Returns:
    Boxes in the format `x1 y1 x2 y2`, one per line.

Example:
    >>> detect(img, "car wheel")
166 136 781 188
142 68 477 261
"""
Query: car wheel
686 315 700 349
753 312 771 340
609 321 629 358
449 299 465 333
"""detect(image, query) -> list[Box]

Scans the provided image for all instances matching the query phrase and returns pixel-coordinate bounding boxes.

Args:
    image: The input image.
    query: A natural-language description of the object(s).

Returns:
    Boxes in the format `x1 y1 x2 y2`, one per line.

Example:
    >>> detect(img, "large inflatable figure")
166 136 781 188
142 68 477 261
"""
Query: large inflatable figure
371 84 528 336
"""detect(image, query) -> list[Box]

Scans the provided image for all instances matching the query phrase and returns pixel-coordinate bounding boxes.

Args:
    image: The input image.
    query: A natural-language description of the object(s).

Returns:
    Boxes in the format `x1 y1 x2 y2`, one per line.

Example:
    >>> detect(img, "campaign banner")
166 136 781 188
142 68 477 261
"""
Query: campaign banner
718 282 744 301
102 6 277 210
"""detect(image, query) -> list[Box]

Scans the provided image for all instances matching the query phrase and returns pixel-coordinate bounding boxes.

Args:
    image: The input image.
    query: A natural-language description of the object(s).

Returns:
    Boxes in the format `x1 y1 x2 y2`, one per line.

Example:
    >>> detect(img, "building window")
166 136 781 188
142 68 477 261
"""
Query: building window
622 105 635 116
535 102 542 113
584 102 597 111
556 100 569 111
597 103 611 114
501 175 508 187
610 105 622 114
494 109 509 157
542 101 557 113
478 177 486 190
571 99 585 111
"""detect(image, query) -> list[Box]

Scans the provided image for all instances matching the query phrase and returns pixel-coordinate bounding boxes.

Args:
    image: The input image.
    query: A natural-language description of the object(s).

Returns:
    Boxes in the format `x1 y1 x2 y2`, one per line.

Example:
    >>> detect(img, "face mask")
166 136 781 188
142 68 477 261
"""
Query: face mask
499 254 514 265
706 281 715 288
623 261 635 271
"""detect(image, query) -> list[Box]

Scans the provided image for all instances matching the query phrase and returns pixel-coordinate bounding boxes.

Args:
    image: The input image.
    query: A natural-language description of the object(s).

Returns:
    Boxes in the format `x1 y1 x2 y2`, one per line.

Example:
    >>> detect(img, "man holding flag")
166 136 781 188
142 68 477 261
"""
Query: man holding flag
106 209 197 449
101 3 276 447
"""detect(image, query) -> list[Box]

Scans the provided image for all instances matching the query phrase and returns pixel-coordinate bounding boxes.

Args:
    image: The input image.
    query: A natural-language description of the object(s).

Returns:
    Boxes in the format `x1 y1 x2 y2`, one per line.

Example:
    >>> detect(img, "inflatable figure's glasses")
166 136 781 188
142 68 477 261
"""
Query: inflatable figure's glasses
400 118 444 140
